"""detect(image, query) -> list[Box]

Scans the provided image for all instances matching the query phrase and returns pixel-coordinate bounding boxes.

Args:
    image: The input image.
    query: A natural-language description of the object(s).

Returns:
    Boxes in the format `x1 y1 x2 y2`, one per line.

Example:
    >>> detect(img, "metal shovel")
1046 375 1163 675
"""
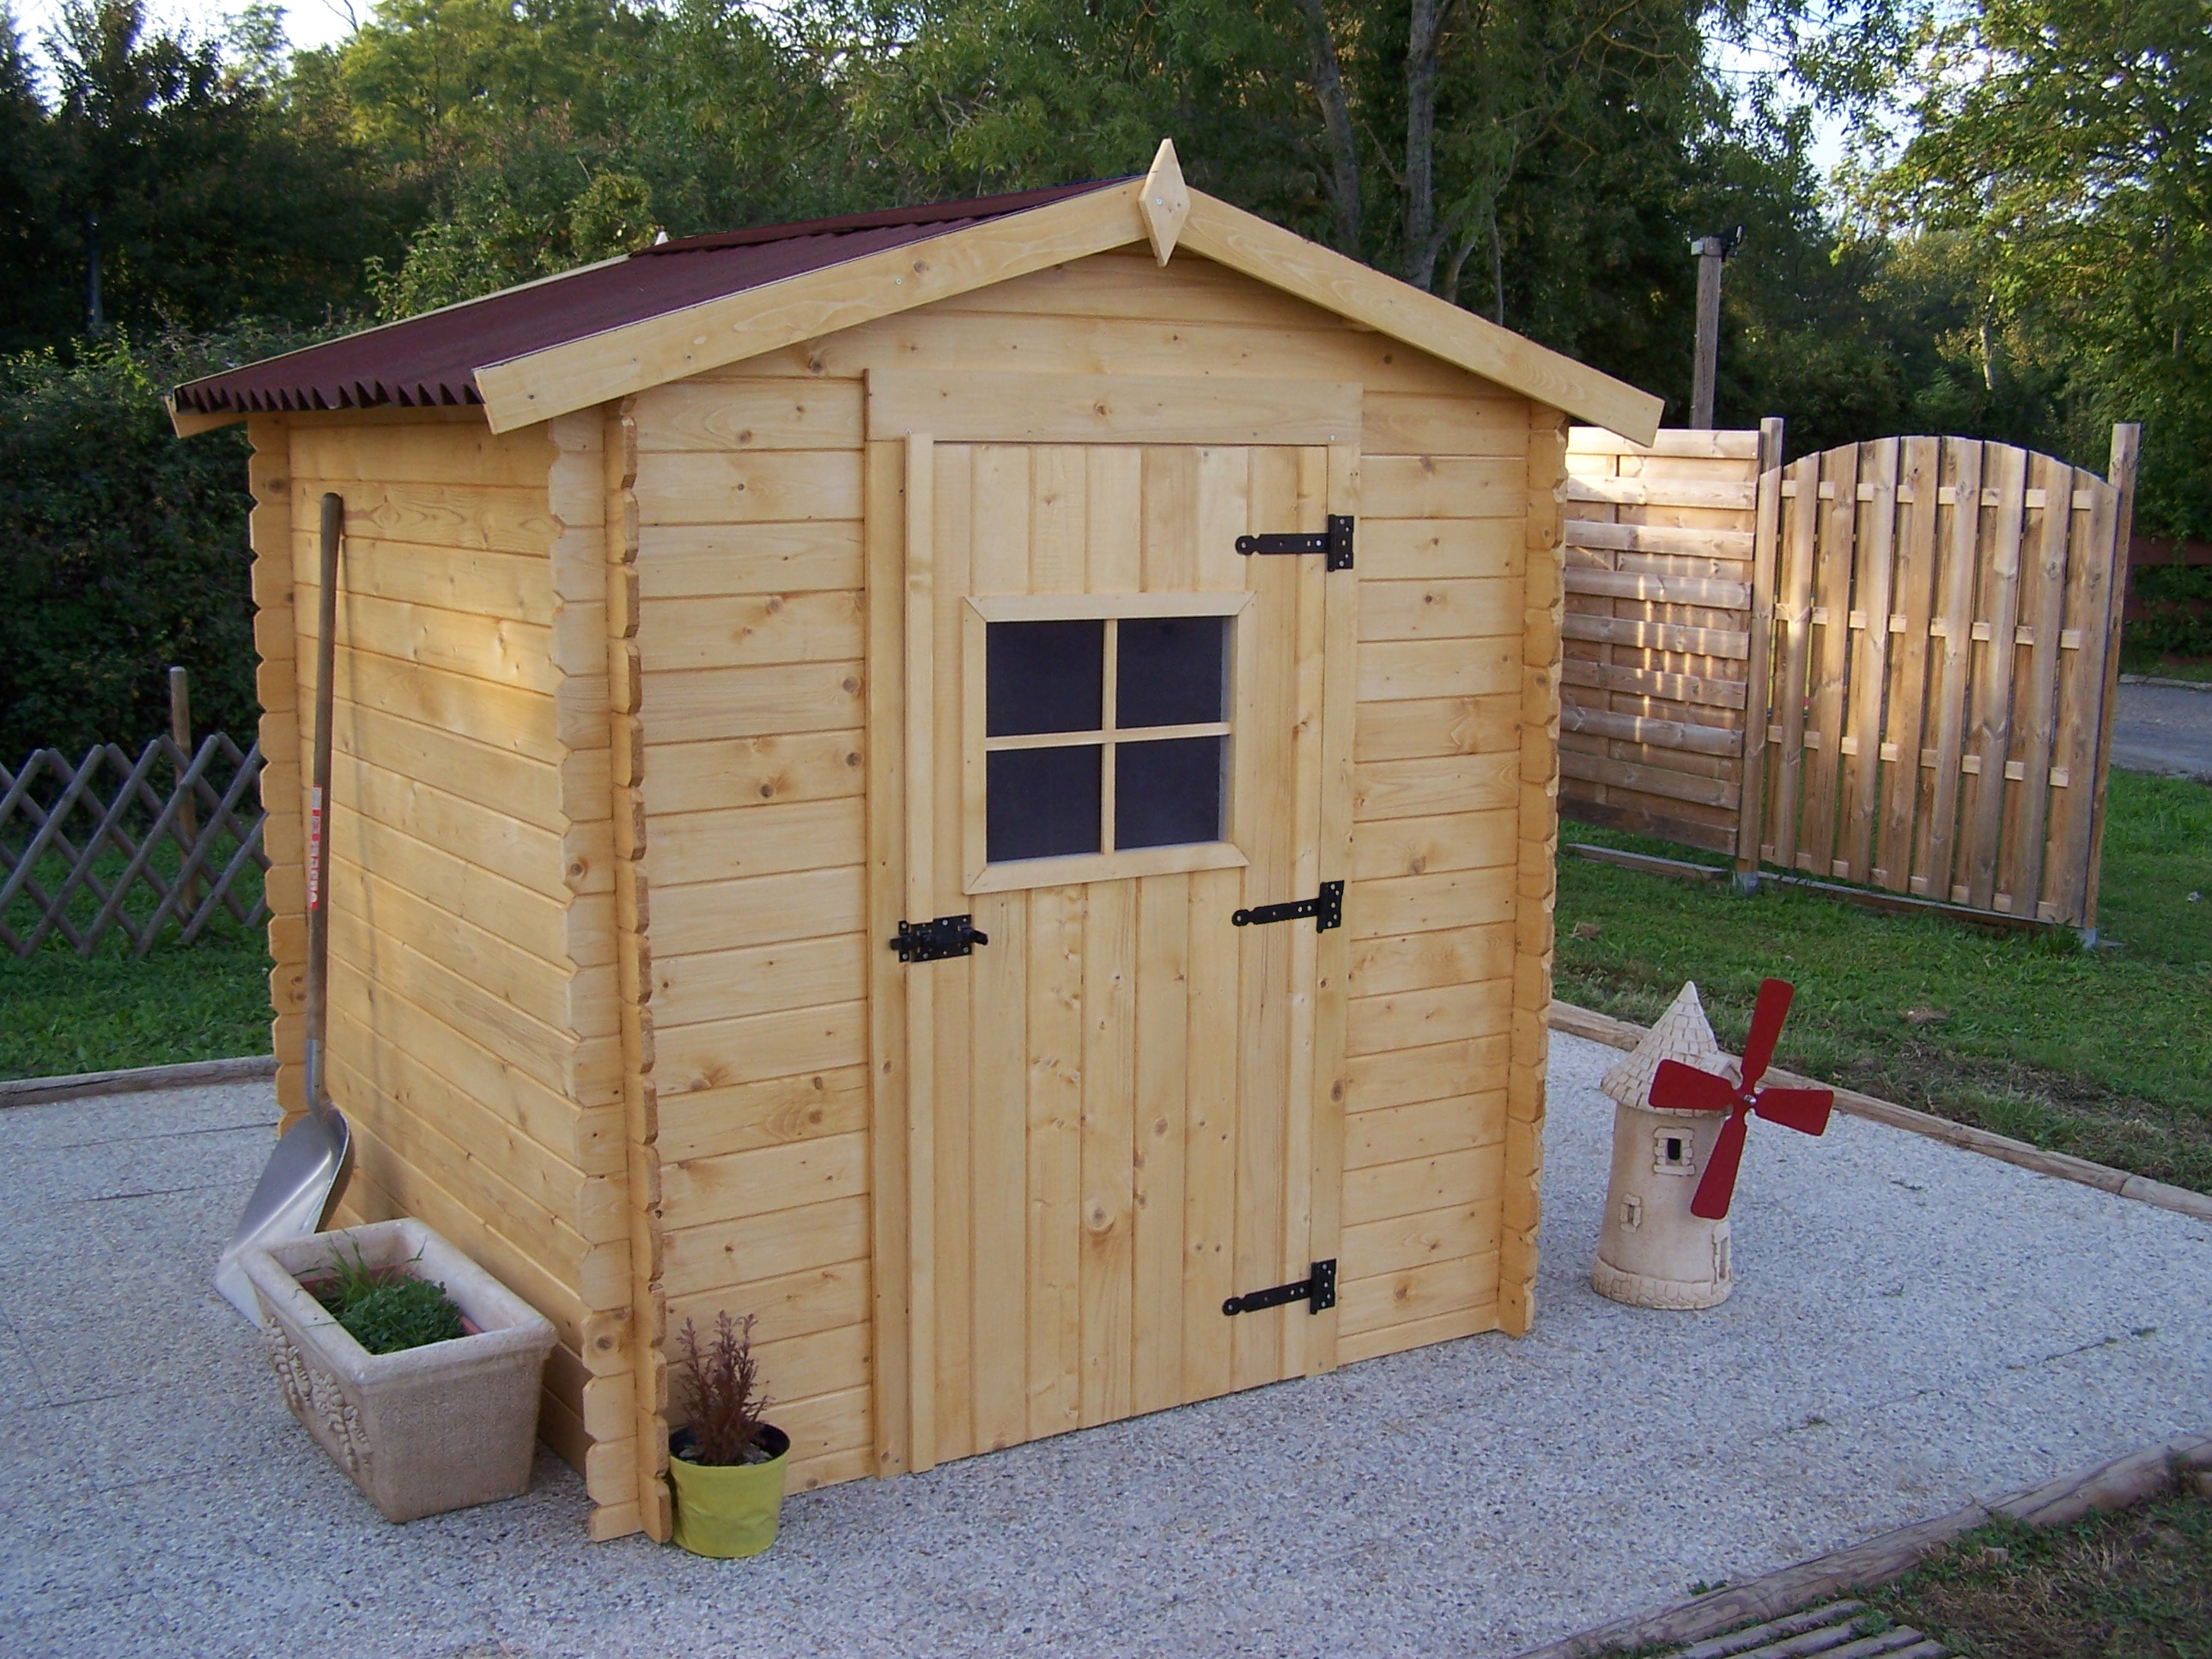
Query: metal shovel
215 493 354 1322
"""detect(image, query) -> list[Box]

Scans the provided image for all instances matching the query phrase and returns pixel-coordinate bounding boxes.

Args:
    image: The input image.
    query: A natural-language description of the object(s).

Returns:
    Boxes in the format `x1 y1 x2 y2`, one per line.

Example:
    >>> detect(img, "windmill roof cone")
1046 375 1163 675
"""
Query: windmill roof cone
1601 981 1728 1115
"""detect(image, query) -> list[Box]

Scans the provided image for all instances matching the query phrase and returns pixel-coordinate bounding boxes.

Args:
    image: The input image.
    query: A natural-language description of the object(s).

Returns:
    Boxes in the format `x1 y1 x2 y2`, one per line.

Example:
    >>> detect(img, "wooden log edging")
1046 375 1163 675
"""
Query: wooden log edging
1547 1002 2212 1224
1508 1427 2212 1659
0 1052 276 1108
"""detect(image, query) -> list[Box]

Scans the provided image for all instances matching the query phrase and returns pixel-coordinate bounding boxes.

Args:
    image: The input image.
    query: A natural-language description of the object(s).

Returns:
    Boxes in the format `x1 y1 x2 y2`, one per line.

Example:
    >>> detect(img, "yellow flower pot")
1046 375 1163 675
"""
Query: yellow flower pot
667 1425 791 1558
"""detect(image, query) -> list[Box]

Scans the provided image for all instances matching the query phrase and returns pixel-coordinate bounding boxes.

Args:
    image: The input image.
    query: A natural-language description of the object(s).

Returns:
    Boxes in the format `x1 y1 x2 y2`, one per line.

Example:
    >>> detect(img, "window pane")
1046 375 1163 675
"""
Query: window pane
1115 737 1225 850
1117 616 1228 728
988 745 1102 861
988 621 1103 737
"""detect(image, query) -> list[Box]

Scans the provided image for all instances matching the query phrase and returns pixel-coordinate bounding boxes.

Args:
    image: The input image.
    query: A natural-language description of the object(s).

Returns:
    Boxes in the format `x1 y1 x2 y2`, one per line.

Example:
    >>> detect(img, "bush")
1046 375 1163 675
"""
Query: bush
0 325 322 760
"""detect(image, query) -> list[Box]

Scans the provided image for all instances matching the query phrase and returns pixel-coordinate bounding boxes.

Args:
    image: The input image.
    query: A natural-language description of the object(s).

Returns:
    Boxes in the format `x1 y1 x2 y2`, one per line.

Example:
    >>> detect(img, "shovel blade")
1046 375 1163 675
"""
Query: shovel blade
214 1108 352 1322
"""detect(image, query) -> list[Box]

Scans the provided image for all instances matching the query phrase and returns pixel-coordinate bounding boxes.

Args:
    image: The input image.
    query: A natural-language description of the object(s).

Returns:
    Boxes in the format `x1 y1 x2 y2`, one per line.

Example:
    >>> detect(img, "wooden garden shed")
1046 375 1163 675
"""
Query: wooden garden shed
173 144 1662 1541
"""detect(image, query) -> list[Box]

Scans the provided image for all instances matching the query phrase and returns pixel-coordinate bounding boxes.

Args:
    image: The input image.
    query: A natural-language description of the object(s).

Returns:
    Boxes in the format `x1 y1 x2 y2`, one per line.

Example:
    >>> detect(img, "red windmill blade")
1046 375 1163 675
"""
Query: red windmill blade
1648 978 1835 1220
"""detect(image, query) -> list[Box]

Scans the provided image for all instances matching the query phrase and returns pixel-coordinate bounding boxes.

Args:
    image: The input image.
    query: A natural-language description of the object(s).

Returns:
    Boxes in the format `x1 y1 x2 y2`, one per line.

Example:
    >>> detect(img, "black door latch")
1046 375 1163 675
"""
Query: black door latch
1223 1260 1337 1316
889 914 988 963
1235 514 1355 571
1231 880 1343 933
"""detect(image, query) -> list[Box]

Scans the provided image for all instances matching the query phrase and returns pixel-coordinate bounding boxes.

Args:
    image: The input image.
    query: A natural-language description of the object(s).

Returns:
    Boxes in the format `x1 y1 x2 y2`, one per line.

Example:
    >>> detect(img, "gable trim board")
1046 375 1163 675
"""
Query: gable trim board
474 180 1659 442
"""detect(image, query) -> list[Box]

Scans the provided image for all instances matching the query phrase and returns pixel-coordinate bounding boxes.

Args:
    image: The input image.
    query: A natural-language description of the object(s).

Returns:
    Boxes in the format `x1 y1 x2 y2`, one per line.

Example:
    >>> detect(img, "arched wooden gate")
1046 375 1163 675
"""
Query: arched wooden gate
1560 426 2137 929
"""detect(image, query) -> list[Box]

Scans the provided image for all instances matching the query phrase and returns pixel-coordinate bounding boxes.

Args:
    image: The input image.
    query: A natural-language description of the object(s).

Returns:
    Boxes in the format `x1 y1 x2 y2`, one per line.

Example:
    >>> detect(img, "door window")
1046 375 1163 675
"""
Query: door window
965 593 1249 889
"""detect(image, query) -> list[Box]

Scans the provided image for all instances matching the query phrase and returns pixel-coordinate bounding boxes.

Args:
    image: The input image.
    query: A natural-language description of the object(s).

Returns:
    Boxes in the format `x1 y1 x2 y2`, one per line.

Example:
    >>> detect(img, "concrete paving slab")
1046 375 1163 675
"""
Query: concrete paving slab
1 1035 2207 1659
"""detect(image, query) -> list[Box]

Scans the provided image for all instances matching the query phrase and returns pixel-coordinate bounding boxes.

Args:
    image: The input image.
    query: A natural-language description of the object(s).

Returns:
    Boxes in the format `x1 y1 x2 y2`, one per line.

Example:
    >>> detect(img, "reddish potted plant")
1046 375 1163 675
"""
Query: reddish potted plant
665 1311 790 1558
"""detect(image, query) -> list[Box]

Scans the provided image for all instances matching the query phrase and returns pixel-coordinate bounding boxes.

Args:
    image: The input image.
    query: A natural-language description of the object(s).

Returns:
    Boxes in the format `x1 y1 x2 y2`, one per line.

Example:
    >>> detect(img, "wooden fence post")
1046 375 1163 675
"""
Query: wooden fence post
170 666 197 916
2081 422 2142 936
1735 416 1784 890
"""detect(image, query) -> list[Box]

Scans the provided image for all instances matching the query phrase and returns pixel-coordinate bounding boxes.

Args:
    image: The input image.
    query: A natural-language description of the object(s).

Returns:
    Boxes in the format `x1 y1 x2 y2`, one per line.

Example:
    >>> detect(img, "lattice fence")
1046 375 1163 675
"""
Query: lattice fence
0 735 269 957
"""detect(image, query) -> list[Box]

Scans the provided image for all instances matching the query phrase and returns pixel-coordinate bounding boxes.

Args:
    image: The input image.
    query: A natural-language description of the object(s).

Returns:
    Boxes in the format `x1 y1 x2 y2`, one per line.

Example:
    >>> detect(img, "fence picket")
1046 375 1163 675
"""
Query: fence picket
2001 453 2075 917
1769 456 1820 865
0 735 269 958
1839 439 1899 883
1921 440 1984 901
1964 444 2029 910
1802 444 1860 876
1876 437 1943 892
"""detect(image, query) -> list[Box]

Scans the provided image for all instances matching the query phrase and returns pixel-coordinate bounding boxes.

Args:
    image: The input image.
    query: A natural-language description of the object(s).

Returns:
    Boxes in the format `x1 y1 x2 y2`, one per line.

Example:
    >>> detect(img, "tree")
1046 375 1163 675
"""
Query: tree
1870 0 2212 533
36 0 400 342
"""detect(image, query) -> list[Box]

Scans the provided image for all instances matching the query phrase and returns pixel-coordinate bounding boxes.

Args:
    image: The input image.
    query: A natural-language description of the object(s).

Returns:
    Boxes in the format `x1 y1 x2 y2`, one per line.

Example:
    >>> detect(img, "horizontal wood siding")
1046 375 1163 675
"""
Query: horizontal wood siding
1559 428 1762 853
277 413 629 1524
633 247 1541 1486
1336 393 1531 1362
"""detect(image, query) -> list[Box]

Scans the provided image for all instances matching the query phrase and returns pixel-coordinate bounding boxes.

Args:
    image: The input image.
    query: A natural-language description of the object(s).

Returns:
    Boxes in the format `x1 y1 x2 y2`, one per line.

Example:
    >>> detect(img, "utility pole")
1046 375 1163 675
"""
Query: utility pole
1690 234 1725 428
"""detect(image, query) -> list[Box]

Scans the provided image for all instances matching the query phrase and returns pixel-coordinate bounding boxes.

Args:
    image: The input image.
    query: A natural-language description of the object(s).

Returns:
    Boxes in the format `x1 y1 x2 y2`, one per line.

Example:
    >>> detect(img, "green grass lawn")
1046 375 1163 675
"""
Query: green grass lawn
1861 1490 2212 1658
1557 767 2212 1194
0 847 274 1082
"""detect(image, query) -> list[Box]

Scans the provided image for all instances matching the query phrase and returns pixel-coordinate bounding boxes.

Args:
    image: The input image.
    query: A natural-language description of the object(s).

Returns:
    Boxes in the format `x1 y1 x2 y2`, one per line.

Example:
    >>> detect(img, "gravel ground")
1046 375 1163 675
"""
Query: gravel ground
4 1031 2208 1659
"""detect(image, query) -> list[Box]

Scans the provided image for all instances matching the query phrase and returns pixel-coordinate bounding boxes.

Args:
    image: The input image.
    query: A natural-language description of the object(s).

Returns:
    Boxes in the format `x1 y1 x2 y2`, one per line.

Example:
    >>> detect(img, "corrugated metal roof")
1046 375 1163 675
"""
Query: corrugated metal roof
173 180 1123 418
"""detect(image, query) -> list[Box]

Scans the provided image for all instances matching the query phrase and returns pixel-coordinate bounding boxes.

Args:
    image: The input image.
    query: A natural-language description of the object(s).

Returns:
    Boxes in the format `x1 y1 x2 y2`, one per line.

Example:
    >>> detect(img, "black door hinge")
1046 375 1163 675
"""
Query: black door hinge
889 914 988 963
1236 514 1354 572
1223 1260 1336 1317
1231 879 1342 933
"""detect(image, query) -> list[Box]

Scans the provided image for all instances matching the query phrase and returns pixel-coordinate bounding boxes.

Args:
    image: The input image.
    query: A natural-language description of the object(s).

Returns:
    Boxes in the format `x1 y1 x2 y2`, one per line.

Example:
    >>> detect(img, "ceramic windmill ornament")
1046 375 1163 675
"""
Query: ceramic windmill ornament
1592 982 1740 1309
1592 979 1836 1310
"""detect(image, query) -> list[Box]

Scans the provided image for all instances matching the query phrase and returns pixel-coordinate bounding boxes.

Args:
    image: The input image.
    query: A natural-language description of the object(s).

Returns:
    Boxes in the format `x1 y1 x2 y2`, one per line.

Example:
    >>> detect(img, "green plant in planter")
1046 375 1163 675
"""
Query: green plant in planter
311 1243 466 1355
667 1311 790 1559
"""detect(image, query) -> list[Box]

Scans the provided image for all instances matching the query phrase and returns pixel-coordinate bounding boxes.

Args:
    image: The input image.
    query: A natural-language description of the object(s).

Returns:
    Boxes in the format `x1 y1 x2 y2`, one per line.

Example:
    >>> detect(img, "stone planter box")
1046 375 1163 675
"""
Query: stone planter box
241 1218 557 1523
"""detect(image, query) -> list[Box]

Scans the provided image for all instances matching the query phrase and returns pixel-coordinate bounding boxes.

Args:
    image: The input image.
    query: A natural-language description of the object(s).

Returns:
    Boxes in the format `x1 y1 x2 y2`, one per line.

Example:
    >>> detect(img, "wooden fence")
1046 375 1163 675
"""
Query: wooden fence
1559 423 1775 854
1562 426 2136 929
0 734 269 957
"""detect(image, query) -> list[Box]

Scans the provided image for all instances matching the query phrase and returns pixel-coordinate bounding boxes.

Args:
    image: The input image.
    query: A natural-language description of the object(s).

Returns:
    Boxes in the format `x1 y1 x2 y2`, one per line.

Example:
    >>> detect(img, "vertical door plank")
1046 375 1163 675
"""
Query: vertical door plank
861 438 912 1479
1141 447 1200 592
1275 446 1328 1382
2046 477 2121 923
971 446 1030 596
901 434 938 1474
1963 445 2028 909
1769 456 1820 868
2003 456 2077 921
929 445 975 1462
1304 440 1361 1378
1922 440 1984 901
1194 447 1250 592
1078 878 1137 1426
1030 446 1087 595
1231 451 1297 1394
1024 883 1085 1440
1130 872 1190 1415
1737 422 1784 870
1839 440 1899 882
968 887 1029 1452
1801 443 1858 876
1181 864 1242 1401
1087 447 1144 591
1876 437 1941 891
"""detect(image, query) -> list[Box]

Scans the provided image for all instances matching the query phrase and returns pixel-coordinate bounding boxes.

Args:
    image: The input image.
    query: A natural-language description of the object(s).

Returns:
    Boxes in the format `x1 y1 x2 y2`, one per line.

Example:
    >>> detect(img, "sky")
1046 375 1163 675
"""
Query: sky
12 0 360 60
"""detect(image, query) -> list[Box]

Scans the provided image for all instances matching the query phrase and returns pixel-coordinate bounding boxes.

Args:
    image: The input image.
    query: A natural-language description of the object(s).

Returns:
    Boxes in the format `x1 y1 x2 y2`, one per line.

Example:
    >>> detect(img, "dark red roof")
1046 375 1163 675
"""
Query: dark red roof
174 180 1123 418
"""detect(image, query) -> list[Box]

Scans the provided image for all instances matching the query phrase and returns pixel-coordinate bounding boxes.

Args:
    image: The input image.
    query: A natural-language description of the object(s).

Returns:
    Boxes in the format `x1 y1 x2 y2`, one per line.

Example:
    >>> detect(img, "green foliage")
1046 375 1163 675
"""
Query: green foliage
0 324 314 758
1867 0 2212 536
12 1 404 348
313 1244 467 1354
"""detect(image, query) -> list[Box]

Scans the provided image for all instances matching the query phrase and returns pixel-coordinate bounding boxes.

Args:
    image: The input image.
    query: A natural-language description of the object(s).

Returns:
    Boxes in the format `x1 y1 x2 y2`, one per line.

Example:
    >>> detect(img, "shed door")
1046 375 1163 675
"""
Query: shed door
883 434 1358 1472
